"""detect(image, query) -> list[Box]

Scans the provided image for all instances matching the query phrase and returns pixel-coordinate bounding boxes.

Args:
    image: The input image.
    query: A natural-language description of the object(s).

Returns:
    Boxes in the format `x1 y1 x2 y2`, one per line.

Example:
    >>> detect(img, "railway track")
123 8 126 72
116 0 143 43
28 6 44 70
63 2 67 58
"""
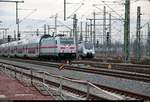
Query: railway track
93 56 150 65
1 62 150 100
0 57 149 82
0 63 150 101
72 60 150 75
0 63 126 100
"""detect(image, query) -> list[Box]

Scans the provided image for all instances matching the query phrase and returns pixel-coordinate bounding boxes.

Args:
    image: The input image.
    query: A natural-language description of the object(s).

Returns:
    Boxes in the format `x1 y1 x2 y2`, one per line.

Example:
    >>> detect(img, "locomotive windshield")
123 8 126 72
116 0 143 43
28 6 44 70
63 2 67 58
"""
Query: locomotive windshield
84 42 93 49
60 38 74 45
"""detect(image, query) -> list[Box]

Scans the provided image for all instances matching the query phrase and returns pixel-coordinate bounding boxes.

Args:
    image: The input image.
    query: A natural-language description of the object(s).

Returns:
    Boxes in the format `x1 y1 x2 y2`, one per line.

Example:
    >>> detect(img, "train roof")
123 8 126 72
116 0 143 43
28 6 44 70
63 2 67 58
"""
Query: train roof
55 36 74 40
41 36 74 41
27 34 51 43
8 41 18 46
0 35 74 47
17 39 29 45
0 43 6 47
0 42 9 47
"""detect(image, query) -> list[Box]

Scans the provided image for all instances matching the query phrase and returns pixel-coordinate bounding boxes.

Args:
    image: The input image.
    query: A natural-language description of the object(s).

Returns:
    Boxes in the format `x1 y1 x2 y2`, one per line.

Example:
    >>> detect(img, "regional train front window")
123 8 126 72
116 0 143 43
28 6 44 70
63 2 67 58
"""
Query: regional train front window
84 42 93 49
60 38 74 45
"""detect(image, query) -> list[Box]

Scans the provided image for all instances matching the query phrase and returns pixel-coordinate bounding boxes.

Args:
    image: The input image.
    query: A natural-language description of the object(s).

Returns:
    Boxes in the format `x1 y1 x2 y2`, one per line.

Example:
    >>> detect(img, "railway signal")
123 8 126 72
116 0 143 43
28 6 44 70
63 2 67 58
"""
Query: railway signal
7 35 11 42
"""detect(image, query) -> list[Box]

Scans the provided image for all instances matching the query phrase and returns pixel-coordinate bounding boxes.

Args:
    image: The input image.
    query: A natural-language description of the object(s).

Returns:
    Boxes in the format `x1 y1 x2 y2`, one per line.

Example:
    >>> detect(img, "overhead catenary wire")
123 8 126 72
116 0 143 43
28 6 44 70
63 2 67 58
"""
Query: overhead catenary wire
67 0 85 19
101 0 124 20
19 9 37 23
93 5 124 22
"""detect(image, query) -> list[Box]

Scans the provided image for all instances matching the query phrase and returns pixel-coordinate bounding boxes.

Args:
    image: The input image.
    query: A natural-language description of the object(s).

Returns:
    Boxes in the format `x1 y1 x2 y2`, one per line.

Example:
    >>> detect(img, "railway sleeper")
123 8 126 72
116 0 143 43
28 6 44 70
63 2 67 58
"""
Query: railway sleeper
0 61 148 101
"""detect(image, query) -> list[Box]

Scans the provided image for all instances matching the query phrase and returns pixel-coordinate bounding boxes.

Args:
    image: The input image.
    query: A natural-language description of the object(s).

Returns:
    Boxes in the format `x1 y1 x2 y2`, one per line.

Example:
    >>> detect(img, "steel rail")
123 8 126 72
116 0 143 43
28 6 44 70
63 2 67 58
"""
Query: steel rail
72 60 150 74
0 61 150 100
0 57 149 82
0 63 120 100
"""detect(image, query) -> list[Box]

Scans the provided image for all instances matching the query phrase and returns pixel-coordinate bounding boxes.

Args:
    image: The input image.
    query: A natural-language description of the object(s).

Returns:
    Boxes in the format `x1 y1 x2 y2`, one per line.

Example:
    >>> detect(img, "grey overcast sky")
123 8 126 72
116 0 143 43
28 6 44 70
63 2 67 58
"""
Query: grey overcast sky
0 0 150 42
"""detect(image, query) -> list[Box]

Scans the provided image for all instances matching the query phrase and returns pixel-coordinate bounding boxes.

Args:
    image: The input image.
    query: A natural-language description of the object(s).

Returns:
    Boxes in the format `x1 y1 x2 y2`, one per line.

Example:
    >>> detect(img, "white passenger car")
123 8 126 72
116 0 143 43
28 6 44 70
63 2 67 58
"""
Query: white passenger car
0 34 76 60
9 41 18 57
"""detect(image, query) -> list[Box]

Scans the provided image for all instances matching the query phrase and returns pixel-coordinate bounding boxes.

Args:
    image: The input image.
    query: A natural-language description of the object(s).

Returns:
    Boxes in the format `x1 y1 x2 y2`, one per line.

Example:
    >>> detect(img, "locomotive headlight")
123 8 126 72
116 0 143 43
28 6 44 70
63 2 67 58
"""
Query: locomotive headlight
66 45 69 48
83 51 87 55
92 51 95 54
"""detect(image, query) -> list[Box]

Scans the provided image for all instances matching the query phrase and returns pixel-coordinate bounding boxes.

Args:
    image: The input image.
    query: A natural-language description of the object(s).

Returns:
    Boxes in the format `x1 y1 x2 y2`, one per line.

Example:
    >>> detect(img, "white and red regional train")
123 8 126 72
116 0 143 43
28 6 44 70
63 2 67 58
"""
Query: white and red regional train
0 35 76 60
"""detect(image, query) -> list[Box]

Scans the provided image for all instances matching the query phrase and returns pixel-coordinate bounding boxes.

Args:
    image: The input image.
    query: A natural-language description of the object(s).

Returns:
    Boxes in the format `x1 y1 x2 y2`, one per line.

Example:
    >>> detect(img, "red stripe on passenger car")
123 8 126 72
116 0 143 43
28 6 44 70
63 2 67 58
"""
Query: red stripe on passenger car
1 45 58 52
70 47 75 49
40 45 57 49
60 47 65 49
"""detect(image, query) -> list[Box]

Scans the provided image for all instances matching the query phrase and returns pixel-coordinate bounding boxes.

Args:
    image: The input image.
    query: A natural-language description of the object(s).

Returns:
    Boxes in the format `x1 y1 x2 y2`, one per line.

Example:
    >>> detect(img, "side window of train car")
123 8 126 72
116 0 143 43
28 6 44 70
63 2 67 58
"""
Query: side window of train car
29 43 36 54
55 40 57 44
